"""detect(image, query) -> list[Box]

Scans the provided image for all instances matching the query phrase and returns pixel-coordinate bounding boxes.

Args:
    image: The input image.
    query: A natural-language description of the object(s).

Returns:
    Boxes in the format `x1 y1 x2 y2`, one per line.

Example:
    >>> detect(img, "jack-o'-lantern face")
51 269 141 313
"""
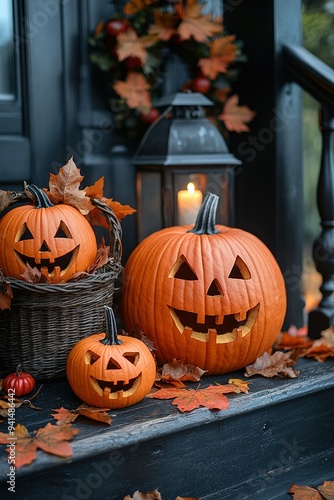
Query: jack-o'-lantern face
66 307 156 409
121 194 287 375
86 346 143 402
168 254 260 344
0 191 97 283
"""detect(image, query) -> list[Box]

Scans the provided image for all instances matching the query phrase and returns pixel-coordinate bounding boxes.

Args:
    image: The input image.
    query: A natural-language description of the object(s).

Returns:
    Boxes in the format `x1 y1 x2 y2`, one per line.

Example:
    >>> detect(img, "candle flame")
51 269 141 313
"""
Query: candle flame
187 182 195 195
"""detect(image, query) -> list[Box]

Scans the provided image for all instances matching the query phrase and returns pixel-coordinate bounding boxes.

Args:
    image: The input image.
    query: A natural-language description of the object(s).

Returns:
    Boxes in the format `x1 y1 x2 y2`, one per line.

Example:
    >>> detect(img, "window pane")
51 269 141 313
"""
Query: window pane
0 0 15 101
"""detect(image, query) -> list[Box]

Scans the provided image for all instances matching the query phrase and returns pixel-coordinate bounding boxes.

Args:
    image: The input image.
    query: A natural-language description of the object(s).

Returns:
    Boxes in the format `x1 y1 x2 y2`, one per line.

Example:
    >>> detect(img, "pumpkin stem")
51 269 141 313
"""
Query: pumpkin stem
101 306 122 346
188 192 220 235
16 365 22 377
25 184 54 209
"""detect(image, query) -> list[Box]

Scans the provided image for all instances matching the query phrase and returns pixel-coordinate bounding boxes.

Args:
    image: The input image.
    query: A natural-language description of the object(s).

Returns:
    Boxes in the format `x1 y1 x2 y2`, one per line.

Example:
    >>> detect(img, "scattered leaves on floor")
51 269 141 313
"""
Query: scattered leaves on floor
0 422 79 469
51 404 112 425
148 381 246 412
289 480 334 499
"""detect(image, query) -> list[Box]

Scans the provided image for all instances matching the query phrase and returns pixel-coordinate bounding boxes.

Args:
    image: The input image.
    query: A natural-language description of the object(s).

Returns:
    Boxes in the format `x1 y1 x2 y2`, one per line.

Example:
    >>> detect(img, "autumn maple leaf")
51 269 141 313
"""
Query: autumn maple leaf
244 351 299 379
52 404 112 426
218 94 256 133
149 384 239 412
198 35 238 79
176 0 222 43
159 359 206 385
289 480 334 499
0 423 79 469
46 157 93 215
148 11 179 41
123 0 158 16
114 72 151 112
116 29 156 65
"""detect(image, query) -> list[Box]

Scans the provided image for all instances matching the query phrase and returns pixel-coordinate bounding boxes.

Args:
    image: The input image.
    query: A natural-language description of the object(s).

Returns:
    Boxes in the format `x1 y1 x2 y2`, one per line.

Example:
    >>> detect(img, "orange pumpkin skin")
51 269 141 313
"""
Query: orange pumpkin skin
121 194 287 375
0 187 97 283
66 308 156 409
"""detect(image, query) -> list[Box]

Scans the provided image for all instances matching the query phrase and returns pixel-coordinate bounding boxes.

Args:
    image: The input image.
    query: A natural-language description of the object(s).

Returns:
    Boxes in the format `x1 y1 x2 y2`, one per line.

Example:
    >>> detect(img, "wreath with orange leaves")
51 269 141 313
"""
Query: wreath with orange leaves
89 0 255 138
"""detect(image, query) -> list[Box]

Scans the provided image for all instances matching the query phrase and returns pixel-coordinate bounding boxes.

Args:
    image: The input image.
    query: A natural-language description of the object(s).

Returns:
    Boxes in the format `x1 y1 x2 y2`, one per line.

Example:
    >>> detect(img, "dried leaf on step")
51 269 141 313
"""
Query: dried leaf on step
228 378 250 394
52 404 112 426
124 489 162 500
0 423 79 469
149 384 239 412
274 332 313 351
288 483 323 499
160 359 206 384
244 351 299 379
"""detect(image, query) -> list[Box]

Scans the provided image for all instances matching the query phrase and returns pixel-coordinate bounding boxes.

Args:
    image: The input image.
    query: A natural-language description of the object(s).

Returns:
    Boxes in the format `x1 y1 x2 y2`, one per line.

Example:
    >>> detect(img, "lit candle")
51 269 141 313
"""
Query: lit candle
177 182 203 225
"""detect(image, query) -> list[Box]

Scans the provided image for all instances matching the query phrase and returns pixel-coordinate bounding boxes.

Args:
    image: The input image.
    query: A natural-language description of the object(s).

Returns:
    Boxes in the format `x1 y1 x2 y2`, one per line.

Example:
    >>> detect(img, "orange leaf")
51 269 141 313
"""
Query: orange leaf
20 262 48 283
148 11 178 41
288 483 324 499
0 271 13 310
177 0 222 43
84 176 105 199
0 423 79 469
47 157 93 215
218 94 256 133
51 407 79 425
123 0 157 16
124 489 162 500
244 351 299 379
52 404 112 426
274 332 313 350
198 35 237 79
149 384 238 412
300 342 334 362
116 29 156 65
160 359 206 383
318 480 334 499
228 378 250 394
114 72 151 112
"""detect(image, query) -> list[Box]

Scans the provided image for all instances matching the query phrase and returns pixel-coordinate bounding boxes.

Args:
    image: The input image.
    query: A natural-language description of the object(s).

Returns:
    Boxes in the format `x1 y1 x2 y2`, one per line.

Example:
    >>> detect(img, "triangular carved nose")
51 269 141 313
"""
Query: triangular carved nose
39 240 51 252
207 279 223 296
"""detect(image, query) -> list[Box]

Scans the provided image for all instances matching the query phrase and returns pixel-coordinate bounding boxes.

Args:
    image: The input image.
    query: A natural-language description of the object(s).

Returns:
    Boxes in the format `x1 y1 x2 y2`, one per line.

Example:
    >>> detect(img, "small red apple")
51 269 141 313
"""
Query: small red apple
140 107 160 125
105 18 129 38
192 75 211 94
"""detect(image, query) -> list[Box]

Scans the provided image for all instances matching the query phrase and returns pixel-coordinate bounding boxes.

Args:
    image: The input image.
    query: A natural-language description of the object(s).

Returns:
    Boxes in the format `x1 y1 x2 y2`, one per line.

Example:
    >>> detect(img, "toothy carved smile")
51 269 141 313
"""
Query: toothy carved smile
169 303 260 343
15 246 79 278
91 374 142 399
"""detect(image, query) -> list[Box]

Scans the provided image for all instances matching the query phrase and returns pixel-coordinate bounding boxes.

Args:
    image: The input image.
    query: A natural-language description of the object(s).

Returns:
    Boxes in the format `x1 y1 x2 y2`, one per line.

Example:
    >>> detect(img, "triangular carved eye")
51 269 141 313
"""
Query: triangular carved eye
55 221 72 239
169 255 198 280
18 223 33 241
85 350 101 365
123 353 139 365
228 256 251 280
207 279 223 296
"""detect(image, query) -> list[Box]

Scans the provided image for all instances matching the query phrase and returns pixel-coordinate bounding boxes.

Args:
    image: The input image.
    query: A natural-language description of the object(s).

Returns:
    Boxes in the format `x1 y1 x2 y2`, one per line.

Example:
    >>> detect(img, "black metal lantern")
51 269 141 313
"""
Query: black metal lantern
133 92 241 241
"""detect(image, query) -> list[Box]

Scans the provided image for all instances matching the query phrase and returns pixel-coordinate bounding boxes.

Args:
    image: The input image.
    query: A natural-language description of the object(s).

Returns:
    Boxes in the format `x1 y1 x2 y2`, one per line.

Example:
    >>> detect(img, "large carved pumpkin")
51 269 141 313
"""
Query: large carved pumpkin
0 185 97 283
66 306 156 409
121 193 287 375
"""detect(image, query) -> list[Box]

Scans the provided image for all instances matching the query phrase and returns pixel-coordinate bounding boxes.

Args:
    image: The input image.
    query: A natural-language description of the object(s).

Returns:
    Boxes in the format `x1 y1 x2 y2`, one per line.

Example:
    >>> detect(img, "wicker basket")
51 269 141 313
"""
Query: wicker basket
0 199 123 380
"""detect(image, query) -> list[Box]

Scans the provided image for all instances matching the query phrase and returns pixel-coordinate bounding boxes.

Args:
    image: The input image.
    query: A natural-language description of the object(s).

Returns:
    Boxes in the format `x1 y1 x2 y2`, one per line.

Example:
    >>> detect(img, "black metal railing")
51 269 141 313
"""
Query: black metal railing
283 44 334 338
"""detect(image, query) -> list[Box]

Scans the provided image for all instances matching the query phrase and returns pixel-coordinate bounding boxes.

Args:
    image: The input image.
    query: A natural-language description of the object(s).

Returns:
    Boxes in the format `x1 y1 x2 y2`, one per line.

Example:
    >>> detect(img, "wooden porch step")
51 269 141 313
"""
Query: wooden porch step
0 358 333 500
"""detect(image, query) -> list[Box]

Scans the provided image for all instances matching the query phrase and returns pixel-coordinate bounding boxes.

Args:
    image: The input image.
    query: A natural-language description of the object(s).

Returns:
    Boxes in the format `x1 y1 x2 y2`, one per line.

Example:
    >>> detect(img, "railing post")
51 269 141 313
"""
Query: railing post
308 106 334 338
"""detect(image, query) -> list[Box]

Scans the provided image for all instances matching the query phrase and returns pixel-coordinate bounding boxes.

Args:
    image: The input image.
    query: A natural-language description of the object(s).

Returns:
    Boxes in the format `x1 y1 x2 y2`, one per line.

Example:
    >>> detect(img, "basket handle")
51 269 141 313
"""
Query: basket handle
91 199 123 263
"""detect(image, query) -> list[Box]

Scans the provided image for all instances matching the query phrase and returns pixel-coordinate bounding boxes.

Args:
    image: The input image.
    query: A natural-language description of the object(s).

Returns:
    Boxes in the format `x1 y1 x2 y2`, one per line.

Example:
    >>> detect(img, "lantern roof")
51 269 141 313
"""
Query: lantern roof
133 92 241 167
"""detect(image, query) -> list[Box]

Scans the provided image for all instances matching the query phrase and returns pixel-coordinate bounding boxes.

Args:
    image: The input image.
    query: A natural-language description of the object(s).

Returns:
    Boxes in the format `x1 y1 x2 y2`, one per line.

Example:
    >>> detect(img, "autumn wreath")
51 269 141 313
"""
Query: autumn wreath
89 0 255 137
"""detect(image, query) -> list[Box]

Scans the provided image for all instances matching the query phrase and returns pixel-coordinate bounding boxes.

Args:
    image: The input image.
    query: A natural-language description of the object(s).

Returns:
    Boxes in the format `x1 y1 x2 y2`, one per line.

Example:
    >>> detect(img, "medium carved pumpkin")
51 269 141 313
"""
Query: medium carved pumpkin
66 306 156 409
0 185 97 283
121 193 287 375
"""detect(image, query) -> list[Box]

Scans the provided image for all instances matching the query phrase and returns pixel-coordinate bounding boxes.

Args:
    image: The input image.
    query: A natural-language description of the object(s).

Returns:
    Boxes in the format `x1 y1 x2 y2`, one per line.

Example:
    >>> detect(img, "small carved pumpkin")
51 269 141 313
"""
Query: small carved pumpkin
121 193 287 375
0 185 97 283
66 306 156 409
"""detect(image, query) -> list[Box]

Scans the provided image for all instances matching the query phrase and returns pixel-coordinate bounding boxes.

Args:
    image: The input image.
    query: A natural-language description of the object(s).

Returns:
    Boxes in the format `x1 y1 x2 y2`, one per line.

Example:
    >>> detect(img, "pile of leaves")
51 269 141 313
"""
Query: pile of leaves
0 158 135 301
89 0 255 137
